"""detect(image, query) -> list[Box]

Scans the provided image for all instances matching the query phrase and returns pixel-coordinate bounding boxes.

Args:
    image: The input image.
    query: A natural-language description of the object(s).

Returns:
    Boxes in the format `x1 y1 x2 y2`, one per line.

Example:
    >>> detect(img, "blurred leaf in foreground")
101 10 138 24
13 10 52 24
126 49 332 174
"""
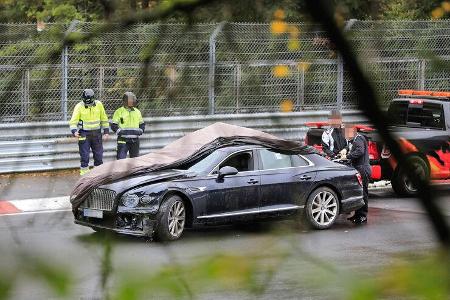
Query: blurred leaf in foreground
0 271 15 300
23 255 73 297
348 252 450 300
112 250 288 300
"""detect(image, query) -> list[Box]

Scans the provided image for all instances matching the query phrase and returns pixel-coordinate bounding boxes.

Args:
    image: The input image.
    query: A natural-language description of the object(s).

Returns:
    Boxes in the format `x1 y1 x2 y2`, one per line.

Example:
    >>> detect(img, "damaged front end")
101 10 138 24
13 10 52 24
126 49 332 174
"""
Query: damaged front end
73 188 160 237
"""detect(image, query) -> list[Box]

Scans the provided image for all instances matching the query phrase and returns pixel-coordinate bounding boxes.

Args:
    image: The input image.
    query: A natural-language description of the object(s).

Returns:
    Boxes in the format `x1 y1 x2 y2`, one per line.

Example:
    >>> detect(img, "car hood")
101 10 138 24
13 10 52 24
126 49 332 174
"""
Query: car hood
99 169 194 194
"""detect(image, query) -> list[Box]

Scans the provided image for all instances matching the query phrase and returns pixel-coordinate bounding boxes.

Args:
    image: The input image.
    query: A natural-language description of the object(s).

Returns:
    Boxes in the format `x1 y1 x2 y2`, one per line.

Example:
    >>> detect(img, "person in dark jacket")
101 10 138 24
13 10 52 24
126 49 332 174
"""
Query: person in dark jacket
344 123 371 224
321 109 347 158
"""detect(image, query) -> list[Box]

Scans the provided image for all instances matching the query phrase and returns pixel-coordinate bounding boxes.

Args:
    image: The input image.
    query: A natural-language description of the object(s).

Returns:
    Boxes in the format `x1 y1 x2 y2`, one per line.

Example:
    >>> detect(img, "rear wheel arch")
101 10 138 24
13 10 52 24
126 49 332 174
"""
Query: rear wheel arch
394 152 430 173
307 183 342 208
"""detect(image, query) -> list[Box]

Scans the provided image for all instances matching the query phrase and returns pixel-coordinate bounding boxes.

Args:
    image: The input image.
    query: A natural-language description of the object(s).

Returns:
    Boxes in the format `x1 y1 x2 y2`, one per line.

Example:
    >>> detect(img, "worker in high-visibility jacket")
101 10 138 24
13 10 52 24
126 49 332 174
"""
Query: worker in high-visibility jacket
110 92 145 159
69 89 109 175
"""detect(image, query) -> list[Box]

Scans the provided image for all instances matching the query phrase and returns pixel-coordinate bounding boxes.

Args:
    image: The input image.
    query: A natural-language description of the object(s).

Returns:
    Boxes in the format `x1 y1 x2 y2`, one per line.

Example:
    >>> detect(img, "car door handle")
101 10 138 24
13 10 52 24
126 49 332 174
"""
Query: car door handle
299 175 312 180
247 179 259 184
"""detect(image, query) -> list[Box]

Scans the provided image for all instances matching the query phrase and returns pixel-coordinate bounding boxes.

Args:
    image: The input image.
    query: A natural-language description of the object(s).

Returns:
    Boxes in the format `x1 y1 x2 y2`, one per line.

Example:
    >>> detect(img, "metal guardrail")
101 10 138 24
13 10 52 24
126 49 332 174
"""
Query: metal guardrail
0 110 364 173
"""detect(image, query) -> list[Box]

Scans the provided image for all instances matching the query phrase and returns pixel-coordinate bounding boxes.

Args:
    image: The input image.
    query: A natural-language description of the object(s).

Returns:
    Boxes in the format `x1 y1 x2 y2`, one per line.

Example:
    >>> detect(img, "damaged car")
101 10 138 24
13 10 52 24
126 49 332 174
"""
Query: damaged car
71 123 364 241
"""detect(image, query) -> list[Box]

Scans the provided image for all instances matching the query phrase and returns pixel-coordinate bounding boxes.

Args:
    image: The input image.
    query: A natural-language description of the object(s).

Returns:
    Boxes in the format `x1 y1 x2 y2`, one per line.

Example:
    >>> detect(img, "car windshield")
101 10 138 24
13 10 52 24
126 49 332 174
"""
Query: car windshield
186 150 223 174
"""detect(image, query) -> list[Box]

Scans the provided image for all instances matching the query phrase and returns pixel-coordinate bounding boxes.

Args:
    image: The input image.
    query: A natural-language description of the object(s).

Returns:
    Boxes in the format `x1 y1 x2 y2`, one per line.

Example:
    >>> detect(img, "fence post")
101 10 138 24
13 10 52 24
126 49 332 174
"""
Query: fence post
336 19 357 110
99 66 105 101
21 69 30 120
235 63 241 113
61 20 79 121
208 22 225 115
336 55 344 110
297 65 305 110
418 59 426 90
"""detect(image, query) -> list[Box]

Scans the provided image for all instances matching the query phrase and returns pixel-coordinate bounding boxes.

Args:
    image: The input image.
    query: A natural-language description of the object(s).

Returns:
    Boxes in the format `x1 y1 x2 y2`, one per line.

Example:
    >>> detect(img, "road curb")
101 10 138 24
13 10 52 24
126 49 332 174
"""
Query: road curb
0 196 71 216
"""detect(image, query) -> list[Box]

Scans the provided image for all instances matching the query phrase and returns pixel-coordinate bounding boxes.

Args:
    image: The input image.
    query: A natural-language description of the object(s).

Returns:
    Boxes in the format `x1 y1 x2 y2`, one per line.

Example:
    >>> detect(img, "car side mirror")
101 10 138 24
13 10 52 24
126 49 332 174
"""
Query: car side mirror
218 166 238 179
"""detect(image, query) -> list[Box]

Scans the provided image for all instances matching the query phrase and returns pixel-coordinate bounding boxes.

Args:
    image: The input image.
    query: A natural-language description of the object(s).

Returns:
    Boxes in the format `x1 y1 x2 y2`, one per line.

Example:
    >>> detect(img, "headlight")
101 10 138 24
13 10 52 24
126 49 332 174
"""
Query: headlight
122 194 139 208
140 194 155 204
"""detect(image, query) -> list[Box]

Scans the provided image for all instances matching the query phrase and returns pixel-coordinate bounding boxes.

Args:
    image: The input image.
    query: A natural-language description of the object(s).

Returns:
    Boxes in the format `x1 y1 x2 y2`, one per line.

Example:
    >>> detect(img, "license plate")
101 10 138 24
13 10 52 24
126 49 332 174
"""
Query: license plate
83 208 103 219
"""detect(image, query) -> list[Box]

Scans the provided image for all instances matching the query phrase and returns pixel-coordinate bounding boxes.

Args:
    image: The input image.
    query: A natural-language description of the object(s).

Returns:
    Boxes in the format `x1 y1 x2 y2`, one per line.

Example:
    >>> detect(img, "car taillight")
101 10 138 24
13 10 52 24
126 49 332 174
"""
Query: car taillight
368 141 380 160
356 173 363 187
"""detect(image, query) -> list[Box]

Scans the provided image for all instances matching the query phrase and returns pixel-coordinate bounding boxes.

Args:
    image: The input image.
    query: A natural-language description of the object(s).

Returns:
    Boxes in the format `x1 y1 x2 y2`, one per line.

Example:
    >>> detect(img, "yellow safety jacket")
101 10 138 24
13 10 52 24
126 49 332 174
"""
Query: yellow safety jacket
111 107 145 139
69 101 109 134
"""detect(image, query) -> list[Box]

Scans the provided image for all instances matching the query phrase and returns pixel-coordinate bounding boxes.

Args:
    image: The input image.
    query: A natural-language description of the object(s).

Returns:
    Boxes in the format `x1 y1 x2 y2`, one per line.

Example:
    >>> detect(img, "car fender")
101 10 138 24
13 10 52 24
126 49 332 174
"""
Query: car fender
159 186 196 226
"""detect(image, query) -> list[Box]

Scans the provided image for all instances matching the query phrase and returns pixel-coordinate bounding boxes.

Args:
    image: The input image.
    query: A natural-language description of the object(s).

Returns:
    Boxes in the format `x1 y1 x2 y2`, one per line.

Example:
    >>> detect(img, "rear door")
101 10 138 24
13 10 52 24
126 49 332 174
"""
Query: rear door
256 149 317 210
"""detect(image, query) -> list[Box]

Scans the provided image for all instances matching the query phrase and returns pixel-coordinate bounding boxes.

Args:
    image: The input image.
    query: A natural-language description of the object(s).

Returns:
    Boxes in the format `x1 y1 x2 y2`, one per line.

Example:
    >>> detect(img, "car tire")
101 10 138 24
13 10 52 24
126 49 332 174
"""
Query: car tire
155 195 186 241
391 156 429 197
304 187 340 230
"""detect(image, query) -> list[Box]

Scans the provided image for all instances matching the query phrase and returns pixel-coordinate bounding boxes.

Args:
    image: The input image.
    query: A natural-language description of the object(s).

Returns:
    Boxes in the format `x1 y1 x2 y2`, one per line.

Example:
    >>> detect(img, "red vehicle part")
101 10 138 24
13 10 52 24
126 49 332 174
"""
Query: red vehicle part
386 139 450 180
368 140 380 160
427 148 450 180
371 165 382 180
305 121 329 129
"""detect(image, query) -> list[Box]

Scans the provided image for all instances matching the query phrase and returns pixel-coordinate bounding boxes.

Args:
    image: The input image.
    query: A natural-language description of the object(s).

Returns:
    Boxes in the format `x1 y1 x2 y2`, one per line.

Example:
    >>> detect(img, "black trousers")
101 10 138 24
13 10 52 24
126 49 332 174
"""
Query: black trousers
117 138 140 159
78 132 103 169
355 167 370 217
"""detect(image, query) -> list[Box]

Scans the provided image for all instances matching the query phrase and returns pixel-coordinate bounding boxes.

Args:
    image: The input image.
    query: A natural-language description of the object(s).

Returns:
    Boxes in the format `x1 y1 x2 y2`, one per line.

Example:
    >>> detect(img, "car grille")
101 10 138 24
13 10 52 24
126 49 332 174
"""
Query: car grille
82 188 117 211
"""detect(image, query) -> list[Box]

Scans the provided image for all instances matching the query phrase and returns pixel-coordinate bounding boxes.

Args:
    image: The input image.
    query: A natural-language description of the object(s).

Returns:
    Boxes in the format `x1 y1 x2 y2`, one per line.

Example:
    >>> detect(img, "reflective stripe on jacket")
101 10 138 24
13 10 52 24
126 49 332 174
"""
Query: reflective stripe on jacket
69 101 109 132
110 107 145 138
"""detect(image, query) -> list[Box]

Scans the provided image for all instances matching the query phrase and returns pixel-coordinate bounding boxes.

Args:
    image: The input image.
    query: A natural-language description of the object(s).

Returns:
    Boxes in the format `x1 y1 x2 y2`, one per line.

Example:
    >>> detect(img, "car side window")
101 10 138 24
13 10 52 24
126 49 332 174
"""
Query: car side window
259 149 293 170
218 151 254 173
291 155 310 167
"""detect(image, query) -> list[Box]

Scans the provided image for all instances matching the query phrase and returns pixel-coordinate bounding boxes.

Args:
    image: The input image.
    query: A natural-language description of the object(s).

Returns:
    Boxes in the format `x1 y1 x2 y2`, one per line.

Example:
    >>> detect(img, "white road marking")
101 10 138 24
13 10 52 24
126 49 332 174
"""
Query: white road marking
0 209 71 217
0 196 72 216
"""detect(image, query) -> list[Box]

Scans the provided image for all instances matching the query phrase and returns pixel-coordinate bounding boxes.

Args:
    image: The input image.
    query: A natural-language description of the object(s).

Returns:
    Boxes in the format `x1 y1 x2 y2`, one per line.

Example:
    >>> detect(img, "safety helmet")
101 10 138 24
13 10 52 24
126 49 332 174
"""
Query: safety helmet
122 91 137 108
82 89 95 106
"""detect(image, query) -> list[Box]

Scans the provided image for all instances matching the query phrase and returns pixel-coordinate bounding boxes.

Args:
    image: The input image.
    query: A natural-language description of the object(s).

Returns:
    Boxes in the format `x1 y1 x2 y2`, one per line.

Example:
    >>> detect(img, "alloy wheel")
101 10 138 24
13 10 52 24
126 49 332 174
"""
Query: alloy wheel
168 200 185 238
310 191 338 227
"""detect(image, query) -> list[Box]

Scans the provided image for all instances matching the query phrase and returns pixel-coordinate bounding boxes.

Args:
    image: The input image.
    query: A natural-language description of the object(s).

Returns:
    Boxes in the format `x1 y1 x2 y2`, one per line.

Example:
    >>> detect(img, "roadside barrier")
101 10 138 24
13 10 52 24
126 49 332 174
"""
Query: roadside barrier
0 110 364 173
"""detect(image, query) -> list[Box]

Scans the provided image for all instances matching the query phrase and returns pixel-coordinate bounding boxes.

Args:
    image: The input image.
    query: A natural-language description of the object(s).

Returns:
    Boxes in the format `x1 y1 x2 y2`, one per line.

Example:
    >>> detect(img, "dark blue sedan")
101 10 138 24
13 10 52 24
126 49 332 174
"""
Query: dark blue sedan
75 145 364 241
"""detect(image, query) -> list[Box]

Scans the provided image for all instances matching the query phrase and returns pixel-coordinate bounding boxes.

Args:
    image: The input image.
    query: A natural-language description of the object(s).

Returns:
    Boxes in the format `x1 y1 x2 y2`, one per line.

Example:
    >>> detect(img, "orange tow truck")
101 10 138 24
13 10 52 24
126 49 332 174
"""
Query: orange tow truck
305 90 450 196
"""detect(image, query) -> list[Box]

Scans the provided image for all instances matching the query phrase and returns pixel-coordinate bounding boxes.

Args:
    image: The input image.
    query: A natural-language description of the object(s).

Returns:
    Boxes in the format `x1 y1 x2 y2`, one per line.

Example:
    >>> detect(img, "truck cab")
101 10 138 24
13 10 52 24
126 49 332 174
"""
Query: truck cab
379 90 450 195
305 90 450 196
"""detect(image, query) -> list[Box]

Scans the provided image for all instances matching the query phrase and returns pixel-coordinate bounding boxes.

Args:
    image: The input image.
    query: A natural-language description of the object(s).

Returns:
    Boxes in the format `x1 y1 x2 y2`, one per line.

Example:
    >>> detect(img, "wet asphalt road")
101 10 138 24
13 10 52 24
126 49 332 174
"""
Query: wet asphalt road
0 188 449 300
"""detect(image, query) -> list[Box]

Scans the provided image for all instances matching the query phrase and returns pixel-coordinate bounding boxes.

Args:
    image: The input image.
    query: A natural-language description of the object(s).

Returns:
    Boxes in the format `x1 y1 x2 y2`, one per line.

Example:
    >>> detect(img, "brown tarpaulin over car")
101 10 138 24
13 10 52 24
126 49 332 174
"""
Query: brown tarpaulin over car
70 122 316 208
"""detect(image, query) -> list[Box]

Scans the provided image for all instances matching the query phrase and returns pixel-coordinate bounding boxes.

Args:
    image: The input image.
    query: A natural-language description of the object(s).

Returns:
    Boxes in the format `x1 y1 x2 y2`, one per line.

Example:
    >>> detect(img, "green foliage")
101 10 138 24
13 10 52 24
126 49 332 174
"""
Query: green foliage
15 254 73 297
0 0 449 23
379 0 422 20
0 271 15 300
111 251 288 300
348 252 450 300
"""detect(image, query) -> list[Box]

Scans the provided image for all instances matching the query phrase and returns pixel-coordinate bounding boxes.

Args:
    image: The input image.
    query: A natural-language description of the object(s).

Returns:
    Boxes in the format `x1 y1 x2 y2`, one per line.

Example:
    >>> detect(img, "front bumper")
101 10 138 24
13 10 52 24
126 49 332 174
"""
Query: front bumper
340 196 365 213
74 209 157 237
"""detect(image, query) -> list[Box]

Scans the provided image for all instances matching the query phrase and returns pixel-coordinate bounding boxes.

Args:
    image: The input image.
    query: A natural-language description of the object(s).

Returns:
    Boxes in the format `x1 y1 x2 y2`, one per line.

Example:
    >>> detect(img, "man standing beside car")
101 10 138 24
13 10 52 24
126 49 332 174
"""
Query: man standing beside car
110 92 145 159
321 109 348 159
343 123 371 224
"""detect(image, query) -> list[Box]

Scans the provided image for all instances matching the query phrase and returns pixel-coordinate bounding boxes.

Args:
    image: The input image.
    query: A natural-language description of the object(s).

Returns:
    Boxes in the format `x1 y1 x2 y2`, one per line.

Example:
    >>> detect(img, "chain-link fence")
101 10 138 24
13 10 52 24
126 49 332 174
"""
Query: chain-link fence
1 21 449 122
